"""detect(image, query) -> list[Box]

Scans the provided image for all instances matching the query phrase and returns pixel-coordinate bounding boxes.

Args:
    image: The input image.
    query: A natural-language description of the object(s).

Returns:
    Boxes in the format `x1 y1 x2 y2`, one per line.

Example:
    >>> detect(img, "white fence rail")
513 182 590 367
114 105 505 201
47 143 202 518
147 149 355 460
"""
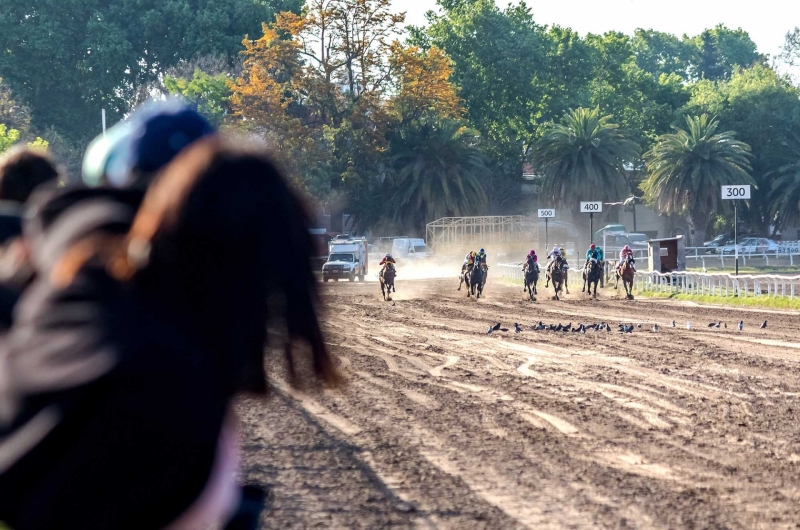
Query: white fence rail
683 247 800 270
499 263 800 299
636 271 800 299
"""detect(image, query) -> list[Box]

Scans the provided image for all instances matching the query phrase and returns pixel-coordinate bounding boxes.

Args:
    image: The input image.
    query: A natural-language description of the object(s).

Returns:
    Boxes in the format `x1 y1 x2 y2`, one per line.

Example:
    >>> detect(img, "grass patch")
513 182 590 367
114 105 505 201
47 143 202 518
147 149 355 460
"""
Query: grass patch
637 290 800 310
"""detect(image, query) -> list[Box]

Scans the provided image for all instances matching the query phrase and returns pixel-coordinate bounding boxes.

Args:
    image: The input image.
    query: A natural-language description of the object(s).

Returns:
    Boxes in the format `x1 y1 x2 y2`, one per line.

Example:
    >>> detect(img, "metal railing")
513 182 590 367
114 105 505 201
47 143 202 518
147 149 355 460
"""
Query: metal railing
499 263 800 299
636 271 800 299
683 247 800 270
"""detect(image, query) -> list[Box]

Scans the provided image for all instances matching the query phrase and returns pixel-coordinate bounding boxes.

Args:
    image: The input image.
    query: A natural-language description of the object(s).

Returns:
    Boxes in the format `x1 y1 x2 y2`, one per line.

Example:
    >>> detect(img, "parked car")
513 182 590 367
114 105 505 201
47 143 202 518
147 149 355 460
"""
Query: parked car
720 237 779 255
625 233 649 250
594 224 627 242
392 237 430 259
703 233 733 254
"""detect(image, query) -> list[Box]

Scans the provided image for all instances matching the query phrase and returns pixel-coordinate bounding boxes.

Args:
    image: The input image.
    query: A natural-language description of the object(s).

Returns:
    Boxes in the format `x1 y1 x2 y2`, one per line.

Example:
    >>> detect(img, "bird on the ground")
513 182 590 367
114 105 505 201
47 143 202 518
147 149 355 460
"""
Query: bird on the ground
606 324 612 333
760 320 767 329
623 325 634 333
514 323 522 333
600 322 607 330
652 324 659 333
561 326 570 333
707 322 716 328
580 325 586 334
715 321 722 329
671 320 676 328
487 322 501 334
549 324 558 331
686 322 692 330
500 328 509 332
738 321 744 331
637 323 642 329
555 324 563 331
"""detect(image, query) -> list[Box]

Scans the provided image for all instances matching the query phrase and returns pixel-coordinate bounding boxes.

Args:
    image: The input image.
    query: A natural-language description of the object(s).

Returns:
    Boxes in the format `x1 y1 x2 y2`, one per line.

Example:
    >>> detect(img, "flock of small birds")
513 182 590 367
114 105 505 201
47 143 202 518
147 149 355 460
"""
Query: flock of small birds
486 319 768 335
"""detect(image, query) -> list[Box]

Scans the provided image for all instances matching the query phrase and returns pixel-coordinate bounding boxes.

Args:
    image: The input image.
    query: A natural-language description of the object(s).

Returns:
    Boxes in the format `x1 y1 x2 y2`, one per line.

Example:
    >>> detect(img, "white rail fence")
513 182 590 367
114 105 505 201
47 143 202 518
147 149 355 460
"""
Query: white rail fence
498 263 800 299
636 271 800 299
683 247 800 270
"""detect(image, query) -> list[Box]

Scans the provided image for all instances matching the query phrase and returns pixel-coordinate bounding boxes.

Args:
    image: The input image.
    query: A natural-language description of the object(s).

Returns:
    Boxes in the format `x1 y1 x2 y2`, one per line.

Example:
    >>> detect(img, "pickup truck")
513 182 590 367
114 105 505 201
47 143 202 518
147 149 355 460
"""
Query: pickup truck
322 239 368 282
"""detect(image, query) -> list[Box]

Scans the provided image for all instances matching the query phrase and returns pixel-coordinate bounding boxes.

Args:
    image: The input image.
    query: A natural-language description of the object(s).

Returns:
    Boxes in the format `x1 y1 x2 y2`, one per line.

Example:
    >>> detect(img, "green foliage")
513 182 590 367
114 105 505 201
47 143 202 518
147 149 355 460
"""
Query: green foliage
685 26 765 81
390 120 488 231
420 0 548 211
0 0 301 140
0 124 21 153
767 132 800 230
532 107 640 208
642 115 753 244
164 70 232 125
684 65 800 233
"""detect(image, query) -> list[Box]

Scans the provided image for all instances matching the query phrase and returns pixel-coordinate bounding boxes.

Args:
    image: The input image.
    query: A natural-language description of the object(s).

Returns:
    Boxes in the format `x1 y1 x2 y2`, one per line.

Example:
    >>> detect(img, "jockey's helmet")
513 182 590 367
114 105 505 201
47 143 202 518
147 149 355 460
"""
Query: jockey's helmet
479 248 485 253
623 244 630 251
385 253 391 258
529 249 536 256
590 243 596 250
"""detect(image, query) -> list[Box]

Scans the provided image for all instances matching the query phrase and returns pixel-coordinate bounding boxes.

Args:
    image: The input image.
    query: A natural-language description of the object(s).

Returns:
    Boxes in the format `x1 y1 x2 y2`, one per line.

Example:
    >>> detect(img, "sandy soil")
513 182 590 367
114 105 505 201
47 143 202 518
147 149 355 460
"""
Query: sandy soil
238 276 800 529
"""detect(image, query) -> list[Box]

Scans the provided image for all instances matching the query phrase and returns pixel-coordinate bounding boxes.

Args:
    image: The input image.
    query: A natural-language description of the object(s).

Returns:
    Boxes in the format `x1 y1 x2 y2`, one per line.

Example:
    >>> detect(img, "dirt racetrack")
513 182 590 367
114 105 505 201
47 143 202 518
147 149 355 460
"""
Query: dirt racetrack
238 277 800 529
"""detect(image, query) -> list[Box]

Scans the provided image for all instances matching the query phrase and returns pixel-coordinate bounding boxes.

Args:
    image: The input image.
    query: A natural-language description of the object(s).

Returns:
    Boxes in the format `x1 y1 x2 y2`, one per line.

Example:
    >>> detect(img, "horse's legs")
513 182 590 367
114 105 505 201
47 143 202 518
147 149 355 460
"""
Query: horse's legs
582 273 587 293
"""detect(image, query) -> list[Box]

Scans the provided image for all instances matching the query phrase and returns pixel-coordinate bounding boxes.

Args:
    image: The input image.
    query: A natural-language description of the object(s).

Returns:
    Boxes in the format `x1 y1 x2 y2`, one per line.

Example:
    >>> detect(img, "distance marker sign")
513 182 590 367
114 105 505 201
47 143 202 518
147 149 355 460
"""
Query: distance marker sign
721 185 751 200
538 209 555 218
580 201 602 213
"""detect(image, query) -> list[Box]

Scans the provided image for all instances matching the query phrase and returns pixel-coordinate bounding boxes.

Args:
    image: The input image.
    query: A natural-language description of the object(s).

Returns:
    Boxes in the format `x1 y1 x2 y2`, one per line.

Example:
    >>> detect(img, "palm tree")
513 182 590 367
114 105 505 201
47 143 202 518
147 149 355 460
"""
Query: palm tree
642 114 753 246
391 120 488 231
531 107 640 210
768 132 800 232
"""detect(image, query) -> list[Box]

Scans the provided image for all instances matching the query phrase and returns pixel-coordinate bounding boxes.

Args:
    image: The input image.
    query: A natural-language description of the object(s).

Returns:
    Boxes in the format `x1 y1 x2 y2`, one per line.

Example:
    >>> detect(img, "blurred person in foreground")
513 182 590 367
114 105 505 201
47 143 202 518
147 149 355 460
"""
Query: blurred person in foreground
0 100 216 331
0 138 340 529
0 146 60 328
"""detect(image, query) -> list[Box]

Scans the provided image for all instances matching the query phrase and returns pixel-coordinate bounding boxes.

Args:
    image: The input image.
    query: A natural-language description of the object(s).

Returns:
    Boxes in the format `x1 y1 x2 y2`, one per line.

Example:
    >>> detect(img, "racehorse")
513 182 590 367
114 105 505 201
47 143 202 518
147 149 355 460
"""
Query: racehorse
582 258 602 299
523 263 539 301
458 264 472 293
380 266 396 301
468 263 485 299
614 254 636 300
545 256 565 300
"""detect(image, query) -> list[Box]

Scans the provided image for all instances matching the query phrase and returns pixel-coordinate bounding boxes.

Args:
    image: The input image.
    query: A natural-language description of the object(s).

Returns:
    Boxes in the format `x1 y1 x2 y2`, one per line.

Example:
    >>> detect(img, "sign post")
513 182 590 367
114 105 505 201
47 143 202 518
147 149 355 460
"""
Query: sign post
538 208 555 250
721 185 751 276
580 201 603 245
102 109 107 138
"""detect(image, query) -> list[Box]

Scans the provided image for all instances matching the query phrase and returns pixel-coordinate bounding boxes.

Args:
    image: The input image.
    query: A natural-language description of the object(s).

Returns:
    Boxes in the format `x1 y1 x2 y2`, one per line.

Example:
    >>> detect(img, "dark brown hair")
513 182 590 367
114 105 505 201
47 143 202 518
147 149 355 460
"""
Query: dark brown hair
0 146 59 203
54 138 340 392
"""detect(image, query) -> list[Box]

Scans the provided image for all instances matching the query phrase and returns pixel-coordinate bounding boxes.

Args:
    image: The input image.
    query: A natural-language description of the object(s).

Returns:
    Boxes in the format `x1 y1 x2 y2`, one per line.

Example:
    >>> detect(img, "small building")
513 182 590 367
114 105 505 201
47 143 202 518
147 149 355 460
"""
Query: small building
647 235 685 273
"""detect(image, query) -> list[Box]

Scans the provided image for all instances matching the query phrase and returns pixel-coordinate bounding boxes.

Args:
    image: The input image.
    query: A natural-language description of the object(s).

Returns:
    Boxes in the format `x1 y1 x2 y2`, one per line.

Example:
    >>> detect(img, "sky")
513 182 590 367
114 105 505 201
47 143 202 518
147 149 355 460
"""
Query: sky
397 0 800 60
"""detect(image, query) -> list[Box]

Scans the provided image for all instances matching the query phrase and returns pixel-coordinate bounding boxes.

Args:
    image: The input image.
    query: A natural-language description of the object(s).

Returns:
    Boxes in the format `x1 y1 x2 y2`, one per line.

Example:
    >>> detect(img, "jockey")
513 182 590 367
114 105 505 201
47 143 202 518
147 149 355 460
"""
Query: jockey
547 245 562 260
523 249 538 271
585 243 604 264
380 253 396 273
618 245 635 268
474 248 487 268
462 250 476 273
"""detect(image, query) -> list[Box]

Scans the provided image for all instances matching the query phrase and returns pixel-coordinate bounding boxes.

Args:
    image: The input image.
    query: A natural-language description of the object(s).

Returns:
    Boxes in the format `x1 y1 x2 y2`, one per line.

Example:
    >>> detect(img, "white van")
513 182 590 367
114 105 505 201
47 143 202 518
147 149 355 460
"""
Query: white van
392 237 429 259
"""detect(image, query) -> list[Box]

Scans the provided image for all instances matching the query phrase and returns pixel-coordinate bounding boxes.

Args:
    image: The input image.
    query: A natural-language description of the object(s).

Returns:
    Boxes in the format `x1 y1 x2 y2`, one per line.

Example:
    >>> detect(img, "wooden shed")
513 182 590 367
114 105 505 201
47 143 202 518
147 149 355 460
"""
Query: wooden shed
647 236 685 273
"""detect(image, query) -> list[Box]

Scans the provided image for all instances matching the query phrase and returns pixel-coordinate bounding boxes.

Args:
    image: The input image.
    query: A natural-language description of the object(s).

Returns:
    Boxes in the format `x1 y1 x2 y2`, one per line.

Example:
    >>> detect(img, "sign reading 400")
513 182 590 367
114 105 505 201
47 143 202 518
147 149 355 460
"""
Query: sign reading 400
580 201 602 213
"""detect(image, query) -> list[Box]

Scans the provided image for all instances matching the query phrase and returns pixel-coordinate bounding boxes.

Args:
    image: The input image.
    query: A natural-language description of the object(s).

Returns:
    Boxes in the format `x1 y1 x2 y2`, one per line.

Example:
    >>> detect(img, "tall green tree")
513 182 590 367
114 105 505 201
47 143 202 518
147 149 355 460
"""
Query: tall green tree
0 0 301 140
419 0 548 212
686 26 764 81
767 132 800 232
642 115 753 245
390 120 488 232
684 65 800 233
532 107 640 214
